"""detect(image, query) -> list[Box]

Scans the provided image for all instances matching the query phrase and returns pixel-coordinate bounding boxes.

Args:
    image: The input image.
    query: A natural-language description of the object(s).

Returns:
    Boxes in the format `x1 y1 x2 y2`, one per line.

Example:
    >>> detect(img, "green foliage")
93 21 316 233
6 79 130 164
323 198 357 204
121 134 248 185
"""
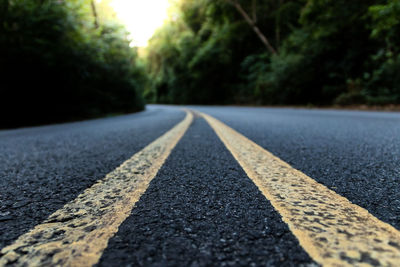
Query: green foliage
369 0 400 41
146 0 304 105
267 0 382 105
145 0 400 107
0 0 145 128
364 0 400 104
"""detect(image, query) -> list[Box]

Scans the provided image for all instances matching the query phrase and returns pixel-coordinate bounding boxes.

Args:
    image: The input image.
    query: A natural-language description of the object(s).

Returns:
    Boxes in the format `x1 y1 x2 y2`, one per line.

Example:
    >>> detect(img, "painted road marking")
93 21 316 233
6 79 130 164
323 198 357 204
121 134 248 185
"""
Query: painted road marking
201 111 400 267
0 111 193 267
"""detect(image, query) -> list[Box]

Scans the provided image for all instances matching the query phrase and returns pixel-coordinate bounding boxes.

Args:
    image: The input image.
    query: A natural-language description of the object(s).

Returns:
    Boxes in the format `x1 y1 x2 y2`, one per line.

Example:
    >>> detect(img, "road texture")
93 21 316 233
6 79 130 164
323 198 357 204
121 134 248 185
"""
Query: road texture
1 105 400 266
192 106 400 231
98 117 312 267
0 107 185 249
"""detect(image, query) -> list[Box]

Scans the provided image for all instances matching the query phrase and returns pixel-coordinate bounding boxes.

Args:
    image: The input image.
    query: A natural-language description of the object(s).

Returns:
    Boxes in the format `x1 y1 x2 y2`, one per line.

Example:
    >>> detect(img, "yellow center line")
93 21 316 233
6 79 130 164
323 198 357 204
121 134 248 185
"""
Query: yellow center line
200 111 400 267
0 110 193 267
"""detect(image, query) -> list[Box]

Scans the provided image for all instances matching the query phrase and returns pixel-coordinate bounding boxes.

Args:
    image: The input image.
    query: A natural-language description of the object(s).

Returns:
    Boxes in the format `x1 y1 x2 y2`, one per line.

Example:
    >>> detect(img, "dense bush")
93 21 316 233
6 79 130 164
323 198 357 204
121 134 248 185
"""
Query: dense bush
364 0 400 104
145 0 399 107
0 0 145 128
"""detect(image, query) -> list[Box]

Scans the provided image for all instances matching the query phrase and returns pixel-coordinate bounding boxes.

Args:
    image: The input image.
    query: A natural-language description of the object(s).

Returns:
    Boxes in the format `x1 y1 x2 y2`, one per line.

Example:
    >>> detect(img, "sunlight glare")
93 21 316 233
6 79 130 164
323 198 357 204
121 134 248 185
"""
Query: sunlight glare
109 0 170 47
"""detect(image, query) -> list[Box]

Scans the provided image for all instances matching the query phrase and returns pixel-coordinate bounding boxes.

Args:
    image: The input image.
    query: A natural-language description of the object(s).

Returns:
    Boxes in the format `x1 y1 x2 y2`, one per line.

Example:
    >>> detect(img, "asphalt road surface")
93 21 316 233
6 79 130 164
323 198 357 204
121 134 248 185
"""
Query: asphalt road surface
1 105 400 266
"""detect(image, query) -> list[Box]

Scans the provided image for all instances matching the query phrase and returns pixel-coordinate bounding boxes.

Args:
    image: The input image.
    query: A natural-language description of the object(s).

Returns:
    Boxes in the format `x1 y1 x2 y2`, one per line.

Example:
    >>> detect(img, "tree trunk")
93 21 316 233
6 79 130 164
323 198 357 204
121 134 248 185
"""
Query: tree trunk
91 0 99 29
227 0 277 54
275 0 283 52
252 0 257 23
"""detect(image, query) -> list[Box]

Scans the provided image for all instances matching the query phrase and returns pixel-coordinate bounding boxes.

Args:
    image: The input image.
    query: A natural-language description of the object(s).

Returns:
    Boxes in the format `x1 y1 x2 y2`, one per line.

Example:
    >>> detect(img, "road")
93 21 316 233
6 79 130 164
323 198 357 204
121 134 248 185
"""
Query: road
1 105 400 266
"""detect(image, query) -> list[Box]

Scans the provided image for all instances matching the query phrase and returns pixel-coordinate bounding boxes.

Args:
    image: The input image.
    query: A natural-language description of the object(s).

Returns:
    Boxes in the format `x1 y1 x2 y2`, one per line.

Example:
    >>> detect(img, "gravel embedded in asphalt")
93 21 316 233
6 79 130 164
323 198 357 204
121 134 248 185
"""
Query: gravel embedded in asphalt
0 107 185 249
98 118 313 267
2 105 399 266
192 106 400 230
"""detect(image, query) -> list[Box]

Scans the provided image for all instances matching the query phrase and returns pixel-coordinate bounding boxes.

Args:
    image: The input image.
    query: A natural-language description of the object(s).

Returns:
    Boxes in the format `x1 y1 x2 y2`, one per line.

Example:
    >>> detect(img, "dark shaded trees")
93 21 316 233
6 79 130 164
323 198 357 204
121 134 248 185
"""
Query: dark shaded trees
0 0 146 128
145 0 399 106
225 0 277 54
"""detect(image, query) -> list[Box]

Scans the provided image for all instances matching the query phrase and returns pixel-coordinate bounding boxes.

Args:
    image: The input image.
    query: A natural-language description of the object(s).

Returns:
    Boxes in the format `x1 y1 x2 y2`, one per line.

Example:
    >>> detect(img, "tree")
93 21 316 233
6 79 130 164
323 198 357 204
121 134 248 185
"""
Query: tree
225 0 277 54
0 0 145 128
145 0 399 106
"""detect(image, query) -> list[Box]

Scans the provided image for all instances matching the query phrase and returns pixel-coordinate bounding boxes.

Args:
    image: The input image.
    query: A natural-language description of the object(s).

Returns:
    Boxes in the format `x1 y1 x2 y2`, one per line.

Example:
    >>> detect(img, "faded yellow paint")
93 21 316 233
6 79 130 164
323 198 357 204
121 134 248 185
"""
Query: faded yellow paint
0 111 193 267
201 111 400 267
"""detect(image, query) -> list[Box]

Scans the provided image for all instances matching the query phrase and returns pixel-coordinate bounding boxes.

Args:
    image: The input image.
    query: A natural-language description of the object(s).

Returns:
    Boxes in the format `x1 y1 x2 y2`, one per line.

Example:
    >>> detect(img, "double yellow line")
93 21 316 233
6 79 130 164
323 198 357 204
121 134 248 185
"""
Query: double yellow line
202 112 400 267
1 109 400 267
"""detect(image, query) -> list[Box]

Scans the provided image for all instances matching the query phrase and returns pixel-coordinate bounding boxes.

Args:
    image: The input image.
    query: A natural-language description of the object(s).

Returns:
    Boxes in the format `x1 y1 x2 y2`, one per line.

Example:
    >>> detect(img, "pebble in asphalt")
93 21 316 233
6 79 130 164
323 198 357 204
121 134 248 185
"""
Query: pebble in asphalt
98 118 314 267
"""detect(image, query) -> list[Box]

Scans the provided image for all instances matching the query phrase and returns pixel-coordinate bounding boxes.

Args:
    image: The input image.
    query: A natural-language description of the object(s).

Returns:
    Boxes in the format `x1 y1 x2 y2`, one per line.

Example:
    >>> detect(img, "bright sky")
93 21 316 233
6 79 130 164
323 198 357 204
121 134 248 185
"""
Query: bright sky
109 0 171 47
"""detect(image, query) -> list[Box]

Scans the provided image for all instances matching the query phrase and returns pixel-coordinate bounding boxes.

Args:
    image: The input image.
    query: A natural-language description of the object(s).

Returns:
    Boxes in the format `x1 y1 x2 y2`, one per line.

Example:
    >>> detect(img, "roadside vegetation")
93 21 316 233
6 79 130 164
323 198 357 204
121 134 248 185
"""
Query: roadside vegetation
144 0 400 106
0 0 146 128
1 0 399 128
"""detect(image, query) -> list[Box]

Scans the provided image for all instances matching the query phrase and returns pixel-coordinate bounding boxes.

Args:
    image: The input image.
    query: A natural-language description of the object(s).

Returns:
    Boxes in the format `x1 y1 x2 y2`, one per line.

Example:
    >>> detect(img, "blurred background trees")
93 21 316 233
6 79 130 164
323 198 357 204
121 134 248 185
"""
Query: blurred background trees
145 0 400 106
1 0 399 128
0 0 145 128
